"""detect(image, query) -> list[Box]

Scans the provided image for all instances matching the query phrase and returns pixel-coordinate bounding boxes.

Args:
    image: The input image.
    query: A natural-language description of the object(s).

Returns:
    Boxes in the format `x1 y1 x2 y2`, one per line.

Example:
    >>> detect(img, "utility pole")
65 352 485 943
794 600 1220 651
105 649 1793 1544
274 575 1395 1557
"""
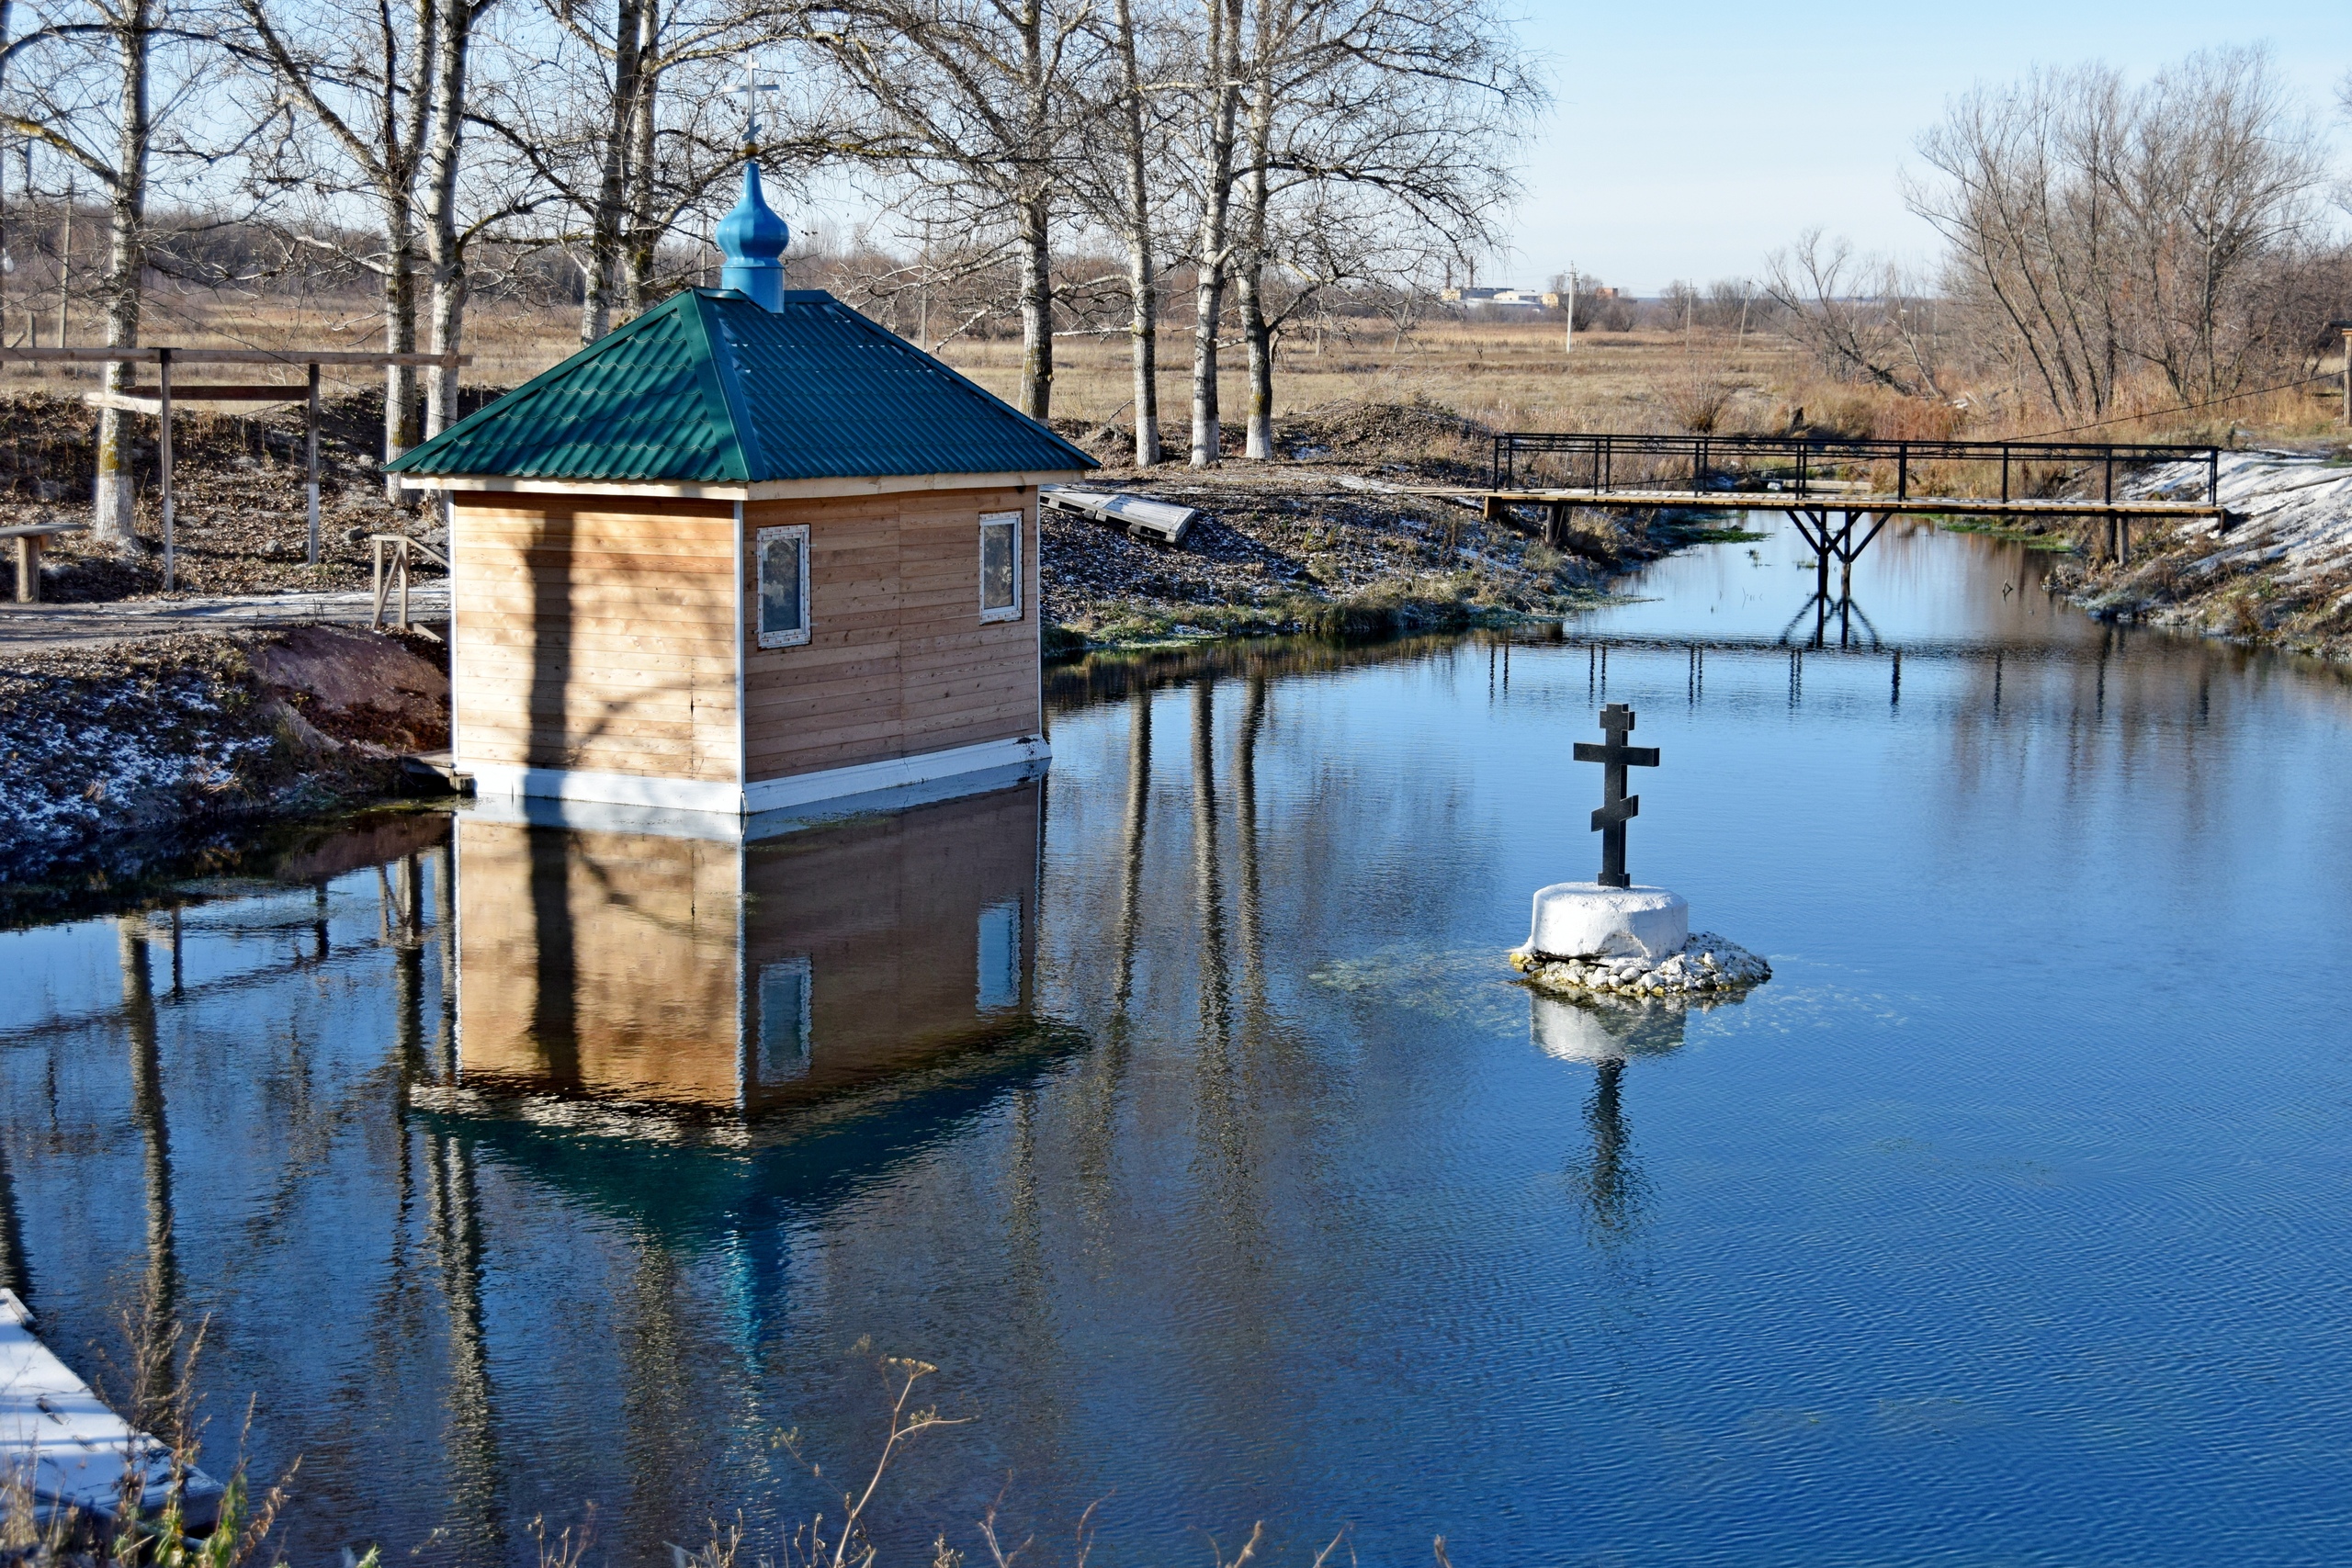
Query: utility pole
1564 265 1577 356
55 178 72 348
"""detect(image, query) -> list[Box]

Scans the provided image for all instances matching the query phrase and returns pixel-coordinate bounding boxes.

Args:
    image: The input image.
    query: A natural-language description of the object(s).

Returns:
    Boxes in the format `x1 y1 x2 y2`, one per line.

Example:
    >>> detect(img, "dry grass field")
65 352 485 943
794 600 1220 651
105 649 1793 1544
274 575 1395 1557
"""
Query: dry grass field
6 288 2343 445
4 290 2346 632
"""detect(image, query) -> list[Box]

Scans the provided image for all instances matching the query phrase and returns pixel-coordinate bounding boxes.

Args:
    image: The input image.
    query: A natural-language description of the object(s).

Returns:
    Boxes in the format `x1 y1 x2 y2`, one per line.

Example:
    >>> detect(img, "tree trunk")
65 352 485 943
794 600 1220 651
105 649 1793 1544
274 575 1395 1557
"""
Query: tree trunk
1016 192 1053 421
1235 3 1277 460
1114 0 1159 466
1188 0 1241 468
622 0 659 315
91 0 151 554
580 0 642 344
422 0 476 437
381 189 419 495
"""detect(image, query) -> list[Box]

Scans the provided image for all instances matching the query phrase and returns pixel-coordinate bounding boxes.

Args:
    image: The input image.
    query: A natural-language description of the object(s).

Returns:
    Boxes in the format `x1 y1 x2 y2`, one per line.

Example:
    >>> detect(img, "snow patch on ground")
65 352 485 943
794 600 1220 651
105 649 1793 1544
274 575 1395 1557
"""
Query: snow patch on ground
0 654 277 873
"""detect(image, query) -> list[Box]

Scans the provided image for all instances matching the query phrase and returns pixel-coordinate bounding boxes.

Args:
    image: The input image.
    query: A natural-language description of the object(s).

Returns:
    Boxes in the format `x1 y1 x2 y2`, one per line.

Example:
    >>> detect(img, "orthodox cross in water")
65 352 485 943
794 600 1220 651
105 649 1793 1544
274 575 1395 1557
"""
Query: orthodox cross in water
1574 702 1658 889
731 58 780 150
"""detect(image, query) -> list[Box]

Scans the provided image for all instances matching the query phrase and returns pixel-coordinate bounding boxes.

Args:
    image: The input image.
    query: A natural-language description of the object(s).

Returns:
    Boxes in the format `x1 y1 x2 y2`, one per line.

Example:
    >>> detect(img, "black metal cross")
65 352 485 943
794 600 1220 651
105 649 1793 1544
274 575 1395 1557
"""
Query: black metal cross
1574 702 1659 888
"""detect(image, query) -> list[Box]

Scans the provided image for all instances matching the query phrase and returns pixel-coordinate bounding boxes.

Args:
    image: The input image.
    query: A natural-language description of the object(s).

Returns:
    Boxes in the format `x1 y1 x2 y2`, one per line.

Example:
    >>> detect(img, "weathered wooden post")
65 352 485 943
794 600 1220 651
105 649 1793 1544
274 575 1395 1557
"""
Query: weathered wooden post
157 347 175 592
306 362 322 567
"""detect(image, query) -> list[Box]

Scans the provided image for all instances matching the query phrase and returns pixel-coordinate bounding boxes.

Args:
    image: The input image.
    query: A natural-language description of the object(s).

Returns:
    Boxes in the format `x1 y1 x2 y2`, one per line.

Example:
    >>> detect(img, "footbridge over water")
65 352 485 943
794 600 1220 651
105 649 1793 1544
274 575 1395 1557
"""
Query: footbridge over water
1472 432 2229 599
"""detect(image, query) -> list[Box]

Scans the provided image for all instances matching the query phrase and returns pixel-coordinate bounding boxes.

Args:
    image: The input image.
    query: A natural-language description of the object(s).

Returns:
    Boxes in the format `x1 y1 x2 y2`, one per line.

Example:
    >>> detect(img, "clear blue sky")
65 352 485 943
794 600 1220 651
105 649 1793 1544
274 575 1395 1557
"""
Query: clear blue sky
1503 0 2352 294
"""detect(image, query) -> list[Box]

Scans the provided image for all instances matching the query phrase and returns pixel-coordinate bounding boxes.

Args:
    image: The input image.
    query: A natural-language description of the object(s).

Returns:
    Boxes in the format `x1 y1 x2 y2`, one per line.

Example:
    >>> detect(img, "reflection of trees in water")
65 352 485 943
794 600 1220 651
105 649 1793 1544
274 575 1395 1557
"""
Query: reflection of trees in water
0 1139 28 1303
119 917 180 1428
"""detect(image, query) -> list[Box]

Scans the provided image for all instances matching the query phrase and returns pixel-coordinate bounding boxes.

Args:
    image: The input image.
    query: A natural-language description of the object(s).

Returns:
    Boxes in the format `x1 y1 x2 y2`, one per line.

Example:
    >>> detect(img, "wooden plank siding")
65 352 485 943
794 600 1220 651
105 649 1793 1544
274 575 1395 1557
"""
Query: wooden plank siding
450 494 741 782
741 487 1042 782
447 485 1045 795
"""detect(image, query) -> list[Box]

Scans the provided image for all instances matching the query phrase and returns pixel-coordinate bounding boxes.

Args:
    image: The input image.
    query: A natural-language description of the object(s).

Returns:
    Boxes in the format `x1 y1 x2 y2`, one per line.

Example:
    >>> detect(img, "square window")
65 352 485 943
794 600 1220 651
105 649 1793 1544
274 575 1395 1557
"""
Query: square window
757 525 810 649
979 512 1020 622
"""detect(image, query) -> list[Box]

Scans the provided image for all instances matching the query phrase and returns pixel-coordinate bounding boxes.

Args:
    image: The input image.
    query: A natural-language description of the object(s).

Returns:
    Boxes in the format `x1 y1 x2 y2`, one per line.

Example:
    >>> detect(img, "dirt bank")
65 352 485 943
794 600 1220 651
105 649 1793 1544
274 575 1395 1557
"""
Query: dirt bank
2043 447 2352 660
1041 398 1684 647
0 625 450 888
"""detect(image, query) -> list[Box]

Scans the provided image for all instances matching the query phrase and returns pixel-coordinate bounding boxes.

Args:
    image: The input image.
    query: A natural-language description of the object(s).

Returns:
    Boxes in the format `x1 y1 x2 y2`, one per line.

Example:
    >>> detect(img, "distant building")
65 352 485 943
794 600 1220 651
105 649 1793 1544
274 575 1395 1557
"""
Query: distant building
1440 286 1549 310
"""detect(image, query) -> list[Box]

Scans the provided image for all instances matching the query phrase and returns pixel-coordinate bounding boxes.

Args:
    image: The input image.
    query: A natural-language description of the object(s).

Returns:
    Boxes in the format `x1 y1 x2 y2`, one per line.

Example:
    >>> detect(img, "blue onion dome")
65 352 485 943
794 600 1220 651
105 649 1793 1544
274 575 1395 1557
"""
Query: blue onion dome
718 162 789 311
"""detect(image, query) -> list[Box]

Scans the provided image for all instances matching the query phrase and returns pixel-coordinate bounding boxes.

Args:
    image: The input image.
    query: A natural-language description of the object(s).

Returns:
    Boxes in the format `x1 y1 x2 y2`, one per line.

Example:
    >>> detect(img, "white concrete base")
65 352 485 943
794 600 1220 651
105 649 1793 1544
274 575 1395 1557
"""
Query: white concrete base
462 749 1049 845
461 735 1051 823
741 734 1049 814
465 761 739 814
1521 882 1689 962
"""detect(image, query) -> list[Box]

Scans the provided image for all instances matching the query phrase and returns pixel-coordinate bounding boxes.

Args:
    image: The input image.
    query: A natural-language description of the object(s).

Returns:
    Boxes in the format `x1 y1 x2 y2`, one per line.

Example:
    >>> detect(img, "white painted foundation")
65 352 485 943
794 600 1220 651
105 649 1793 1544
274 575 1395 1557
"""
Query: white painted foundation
464 734 1051 821
1523 882 1690 962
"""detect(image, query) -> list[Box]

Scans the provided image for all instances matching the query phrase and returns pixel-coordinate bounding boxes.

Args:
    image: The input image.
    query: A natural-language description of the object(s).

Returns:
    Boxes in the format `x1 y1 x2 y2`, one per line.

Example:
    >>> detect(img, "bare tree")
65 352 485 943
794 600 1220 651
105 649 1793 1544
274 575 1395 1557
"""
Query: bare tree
1907 48 2325 417
4 0 178 548
1074 0 1170 462
1764 230 1945 399
1178 0 1239 465
1224 0 1542 461
421 0 497 435
797 0 1096 422
235 0 437 477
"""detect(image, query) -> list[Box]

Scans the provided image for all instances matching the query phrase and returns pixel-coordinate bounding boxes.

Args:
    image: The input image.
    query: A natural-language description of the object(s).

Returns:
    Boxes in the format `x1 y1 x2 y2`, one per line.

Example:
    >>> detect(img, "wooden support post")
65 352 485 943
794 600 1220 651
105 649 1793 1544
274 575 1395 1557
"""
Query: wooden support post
305 362 321 567
2119 517 2130 568
157 347 175 592
14 534 38 604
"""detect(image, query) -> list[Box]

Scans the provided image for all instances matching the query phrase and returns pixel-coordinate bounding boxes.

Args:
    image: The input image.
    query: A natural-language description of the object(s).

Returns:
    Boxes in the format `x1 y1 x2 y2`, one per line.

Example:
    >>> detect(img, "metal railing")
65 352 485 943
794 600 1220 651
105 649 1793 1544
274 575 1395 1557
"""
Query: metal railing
1491 433 2224 511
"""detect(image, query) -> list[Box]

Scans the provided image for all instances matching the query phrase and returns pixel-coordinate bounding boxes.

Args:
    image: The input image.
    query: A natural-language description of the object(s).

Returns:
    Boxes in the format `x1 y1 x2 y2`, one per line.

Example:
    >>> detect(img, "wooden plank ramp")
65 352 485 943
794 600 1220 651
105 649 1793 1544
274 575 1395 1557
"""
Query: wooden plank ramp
0 1288 227 1535
1039 486 1200 547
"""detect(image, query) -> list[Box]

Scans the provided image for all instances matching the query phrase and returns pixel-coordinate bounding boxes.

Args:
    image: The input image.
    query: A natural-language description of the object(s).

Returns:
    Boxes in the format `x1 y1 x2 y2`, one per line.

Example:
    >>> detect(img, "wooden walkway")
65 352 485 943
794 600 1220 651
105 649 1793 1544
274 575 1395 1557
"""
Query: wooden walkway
1472 431 2232 598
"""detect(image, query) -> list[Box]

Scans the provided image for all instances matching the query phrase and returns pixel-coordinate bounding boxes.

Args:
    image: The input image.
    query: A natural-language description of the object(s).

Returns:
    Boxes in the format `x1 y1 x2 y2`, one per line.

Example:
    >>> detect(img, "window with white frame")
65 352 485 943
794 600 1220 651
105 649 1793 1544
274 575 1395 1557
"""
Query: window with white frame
756 525 810 649
978 512 1021 622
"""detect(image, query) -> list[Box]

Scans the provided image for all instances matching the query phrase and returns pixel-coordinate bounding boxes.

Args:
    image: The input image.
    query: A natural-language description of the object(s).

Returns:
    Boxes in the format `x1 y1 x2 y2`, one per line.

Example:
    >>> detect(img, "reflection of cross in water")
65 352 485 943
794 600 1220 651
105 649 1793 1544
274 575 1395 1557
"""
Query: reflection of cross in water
1573 702 1658 889
1579 1059 1641 1238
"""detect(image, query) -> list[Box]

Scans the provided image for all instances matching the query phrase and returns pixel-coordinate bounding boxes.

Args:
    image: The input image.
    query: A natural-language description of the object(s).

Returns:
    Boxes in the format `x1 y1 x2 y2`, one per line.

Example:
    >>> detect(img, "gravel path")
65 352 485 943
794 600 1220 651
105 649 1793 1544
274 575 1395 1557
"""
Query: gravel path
0 586 448 651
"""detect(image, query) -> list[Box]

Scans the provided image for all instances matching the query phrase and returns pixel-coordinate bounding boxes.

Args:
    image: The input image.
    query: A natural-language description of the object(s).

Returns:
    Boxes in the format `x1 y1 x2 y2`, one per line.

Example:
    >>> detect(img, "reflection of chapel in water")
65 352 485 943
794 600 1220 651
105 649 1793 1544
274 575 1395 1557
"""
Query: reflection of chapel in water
445 783 1043 1122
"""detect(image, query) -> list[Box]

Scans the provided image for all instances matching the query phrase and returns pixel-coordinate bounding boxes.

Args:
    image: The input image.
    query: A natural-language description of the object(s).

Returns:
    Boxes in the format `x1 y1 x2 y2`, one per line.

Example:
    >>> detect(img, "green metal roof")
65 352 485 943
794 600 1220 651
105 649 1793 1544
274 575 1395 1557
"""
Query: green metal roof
388 288 1095 483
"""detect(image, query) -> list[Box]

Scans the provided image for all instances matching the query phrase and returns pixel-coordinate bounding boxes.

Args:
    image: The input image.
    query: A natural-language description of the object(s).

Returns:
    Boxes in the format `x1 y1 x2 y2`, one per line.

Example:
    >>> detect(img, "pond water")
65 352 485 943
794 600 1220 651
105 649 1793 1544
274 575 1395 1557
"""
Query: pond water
6 513 2352 1566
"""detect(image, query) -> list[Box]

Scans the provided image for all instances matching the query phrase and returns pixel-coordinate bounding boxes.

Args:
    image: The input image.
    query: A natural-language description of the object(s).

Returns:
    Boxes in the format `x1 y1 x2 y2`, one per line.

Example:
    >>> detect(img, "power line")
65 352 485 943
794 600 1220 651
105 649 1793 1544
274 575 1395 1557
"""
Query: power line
2022 371 2334 440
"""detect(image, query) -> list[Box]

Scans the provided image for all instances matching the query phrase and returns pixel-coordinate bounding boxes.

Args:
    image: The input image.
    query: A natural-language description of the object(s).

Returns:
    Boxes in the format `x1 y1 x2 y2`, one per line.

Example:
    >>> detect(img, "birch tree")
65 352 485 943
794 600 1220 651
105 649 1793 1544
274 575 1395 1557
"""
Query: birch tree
3 0 171 549
1178 0 1238 465
1193 0 1541 464
475 0 772 344
235 0 437 477
797 0 1097 422
1071 0 1172 462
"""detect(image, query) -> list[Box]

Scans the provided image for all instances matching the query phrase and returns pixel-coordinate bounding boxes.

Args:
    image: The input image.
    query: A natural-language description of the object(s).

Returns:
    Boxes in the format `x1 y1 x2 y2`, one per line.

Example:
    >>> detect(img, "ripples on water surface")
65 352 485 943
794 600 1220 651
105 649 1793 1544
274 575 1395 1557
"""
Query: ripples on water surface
5 514 2351 1565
